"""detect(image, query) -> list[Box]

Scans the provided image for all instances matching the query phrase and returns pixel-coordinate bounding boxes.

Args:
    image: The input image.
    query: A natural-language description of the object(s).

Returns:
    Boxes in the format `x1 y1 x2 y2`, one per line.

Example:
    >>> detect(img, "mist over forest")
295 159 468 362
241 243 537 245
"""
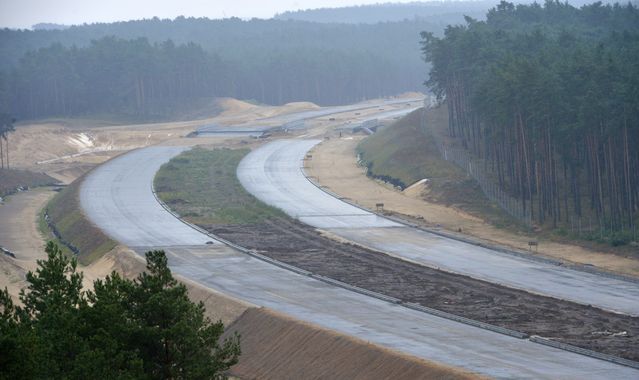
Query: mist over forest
0 16 435 120
275 0 633 23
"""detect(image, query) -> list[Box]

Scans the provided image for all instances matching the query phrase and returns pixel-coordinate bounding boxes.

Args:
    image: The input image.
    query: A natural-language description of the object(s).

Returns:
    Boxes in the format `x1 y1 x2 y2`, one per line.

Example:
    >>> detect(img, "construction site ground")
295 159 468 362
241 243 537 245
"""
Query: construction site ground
305 133 639 278
0 184 479 380
0 96 488 379
152 141 639 361
205 217 639 361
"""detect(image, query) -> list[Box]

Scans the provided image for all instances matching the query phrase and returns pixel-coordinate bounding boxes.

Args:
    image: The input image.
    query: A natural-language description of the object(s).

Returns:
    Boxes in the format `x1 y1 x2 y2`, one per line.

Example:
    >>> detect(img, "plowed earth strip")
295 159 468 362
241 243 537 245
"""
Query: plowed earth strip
204 217 639 361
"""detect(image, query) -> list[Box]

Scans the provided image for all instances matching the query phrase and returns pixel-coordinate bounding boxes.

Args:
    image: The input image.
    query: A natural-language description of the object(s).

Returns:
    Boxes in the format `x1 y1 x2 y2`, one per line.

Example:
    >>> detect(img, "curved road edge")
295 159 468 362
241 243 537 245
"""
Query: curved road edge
301 141 639 285
76 144 639 376
147 145 639 370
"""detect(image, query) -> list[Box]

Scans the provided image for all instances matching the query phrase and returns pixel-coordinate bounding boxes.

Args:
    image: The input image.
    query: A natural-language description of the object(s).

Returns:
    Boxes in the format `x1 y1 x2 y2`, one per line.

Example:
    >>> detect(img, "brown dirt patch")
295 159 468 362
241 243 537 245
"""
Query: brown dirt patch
0 188 55 272
223 307 482 380
205 218 639 361
0 168 58 196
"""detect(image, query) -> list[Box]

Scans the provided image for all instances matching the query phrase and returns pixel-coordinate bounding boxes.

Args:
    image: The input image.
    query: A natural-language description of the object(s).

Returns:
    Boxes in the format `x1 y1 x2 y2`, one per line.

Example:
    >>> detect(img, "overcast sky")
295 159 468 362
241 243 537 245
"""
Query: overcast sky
0 0 424 29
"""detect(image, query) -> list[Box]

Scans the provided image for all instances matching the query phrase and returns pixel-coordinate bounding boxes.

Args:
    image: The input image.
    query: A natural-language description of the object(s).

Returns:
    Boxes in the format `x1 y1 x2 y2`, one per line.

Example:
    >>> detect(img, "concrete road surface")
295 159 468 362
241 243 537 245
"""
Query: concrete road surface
78 144 639 378
237 139 639 316
197 98 421 134
166 245 639 380
80 146 213 247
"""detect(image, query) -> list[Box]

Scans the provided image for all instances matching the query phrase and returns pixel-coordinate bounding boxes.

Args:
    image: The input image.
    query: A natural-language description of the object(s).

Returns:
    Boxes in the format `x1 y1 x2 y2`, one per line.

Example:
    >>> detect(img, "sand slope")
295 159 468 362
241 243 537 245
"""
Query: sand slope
223 308 481 380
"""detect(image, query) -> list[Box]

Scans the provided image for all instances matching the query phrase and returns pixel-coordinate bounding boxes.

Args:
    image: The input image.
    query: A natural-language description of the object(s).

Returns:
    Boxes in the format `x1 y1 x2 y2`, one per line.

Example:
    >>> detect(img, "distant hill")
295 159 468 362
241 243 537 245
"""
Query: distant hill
32 23 70 31
274 0 629 24
275 1 493 24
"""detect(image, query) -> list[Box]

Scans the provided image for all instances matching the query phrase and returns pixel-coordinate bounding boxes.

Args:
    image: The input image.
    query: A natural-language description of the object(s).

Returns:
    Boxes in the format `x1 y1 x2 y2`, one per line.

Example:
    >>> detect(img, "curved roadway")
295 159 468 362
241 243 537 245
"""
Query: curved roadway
236 139 639 316
197 98 421 134
79 145 639 379
77 100 639 378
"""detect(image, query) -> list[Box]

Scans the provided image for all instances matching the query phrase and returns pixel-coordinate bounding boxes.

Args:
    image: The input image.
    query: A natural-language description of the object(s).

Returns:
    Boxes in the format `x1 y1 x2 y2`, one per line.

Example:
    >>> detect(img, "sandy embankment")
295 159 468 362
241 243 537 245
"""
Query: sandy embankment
0 189 55 297
7 98 320 182
223 307 482 380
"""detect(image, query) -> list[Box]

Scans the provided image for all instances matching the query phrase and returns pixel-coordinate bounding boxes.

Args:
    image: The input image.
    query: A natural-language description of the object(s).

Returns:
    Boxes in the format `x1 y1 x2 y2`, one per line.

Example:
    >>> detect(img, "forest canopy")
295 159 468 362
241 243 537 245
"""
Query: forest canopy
422 0 639 239
0 17 433 119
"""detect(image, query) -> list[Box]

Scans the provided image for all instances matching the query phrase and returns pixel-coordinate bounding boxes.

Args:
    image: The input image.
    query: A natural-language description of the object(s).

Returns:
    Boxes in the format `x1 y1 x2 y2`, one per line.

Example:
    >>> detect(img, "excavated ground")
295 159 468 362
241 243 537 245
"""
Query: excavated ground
204 217 639 361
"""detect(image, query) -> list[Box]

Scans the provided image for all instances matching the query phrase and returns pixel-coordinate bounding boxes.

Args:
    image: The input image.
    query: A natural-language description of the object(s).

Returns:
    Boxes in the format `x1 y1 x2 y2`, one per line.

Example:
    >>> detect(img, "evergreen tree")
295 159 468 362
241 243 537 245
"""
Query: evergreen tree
422 1 639 241
0 243 240 379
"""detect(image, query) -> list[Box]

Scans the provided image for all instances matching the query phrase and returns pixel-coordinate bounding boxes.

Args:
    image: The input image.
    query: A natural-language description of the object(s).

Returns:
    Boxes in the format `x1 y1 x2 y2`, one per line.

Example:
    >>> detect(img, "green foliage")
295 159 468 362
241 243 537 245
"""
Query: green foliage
275 1 493 24
422 1 639 234
0 242 240 379
155 147 285 225
1 17 431 119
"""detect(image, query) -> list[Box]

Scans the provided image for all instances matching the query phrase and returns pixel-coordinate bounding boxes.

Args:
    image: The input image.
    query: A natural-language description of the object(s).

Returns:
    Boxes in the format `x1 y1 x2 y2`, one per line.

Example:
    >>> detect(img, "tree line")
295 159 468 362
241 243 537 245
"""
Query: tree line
5 38 222 119
0 17 435 119
422 1 639 239
0 242 240 379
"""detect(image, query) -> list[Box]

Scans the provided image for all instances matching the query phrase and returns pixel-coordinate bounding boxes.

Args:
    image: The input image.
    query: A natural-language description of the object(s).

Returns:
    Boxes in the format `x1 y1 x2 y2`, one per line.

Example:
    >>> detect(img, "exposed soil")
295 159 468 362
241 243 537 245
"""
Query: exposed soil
0 168 58 196
223 307 482 380
205 217 639 361
0 188 55 274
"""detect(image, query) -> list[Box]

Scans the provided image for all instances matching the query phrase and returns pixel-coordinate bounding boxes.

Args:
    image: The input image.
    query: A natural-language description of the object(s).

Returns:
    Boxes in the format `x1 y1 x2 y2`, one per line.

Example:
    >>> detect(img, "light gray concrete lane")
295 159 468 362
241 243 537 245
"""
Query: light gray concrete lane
79 143 637 378
257 97 422 126
238 139 399 229
236 139 639 316
162 246 638 380
80 146 214 247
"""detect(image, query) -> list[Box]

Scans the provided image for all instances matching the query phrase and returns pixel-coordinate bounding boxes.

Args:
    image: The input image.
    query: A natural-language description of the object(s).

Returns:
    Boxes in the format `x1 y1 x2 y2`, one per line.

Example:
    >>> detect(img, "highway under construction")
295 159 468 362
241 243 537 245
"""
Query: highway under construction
78 100 639 379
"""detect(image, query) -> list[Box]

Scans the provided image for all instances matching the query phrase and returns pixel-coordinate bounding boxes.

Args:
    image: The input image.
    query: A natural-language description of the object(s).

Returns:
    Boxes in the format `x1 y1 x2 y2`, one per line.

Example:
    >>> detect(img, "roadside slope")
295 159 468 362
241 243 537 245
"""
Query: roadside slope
223 307 481 380
310 108 639 277
0 168 57 197
42 173 116 264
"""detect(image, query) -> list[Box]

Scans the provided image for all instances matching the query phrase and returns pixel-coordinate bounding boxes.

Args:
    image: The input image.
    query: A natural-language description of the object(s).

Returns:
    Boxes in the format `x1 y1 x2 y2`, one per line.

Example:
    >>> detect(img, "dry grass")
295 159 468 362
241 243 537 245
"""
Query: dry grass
357 108 516 228
0 168 57 197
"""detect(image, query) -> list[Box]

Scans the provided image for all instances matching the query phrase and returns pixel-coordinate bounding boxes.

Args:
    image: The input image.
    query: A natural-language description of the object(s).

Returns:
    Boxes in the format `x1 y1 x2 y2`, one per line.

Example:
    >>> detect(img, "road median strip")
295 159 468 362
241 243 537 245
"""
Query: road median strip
151 163 639 369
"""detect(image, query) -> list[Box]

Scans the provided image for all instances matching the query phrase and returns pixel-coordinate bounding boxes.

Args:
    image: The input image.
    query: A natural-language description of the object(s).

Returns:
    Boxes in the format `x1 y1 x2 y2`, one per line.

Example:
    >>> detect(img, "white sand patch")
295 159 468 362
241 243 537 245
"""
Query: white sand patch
67 133 95 151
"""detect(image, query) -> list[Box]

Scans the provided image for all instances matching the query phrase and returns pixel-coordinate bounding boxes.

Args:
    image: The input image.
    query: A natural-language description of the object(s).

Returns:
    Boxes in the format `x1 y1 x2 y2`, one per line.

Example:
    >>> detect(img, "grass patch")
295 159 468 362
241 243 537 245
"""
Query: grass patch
357 108 520 229
0 168 58 197
357 109 467 187
41 176 116 264
154 147 286 225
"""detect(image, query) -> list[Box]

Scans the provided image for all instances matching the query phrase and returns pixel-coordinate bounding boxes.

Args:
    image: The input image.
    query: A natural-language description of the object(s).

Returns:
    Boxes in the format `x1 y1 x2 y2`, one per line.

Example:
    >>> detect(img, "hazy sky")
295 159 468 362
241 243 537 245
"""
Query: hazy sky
0 0 422 29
